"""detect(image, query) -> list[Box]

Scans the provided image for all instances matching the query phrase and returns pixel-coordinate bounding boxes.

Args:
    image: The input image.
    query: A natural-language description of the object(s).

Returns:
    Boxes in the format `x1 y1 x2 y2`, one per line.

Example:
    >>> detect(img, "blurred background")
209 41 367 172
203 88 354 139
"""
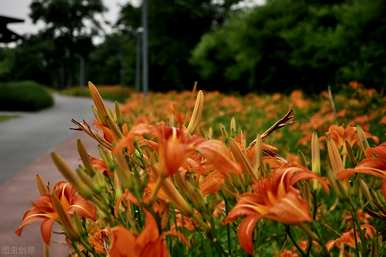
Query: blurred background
0 0 385 94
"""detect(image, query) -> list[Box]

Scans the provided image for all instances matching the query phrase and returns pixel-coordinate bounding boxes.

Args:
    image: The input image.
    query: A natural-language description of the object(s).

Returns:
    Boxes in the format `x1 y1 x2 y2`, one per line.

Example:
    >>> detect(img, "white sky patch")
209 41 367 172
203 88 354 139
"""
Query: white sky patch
0 0 129 36
0 0 265 38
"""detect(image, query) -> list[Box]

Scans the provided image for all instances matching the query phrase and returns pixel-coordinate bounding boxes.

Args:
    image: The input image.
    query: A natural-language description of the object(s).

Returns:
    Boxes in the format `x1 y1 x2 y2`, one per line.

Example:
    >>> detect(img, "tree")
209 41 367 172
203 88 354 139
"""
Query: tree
192 0 386 92
29 0 106 87
118 0 243 91
88 33 136 86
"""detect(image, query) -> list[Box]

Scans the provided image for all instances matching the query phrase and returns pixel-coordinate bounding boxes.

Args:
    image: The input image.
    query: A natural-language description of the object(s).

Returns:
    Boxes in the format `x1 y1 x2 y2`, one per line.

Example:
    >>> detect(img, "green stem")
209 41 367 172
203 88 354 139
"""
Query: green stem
298 224 330 257
147 174 164 205
350 204 365 257
305 237 312 257
221 192 232 256
71 241 83 257
286 225 307 257
351 215 361 257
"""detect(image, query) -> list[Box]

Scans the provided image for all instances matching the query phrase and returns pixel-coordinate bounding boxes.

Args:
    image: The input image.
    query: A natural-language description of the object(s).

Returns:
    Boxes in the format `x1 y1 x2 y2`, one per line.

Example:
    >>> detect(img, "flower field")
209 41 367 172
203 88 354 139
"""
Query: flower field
16 83 386 257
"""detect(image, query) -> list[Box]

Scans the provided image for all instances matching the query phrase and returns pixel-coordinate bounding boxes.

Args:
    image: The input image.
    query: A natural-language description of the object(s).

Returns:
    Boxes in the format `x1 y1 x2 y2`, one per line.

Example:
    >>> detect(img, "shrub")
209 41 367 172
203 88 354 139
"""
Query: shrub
0 81 54 111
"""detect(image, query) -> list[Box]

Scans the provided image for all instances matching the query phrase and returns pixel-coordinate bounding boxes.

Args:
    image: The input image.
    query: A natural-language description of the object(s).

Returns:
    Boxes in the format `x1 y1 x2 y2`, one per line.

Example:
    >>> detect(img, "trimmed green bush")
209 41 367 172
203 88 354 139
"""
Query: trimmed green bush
0 81 54 111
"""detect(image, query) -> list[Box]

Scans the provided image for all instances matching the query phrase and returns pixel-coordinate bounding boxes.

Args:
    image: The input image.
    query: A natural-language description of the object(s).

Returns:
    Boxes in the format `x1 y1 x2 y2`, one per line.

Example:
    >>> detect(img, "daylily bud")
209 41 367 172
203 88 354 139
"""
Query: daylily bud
359 179 376 208
311 132 320 175
71 213 83 238
51 193 80 241
161 178 193 216
326 139 350 194
187 90 204 134
88 82 122 139
252 135 262 179
303 182 312 209
114 153 132 190
35 175 49 195
326 168 343 199
311 133 321 191
94 170 107 192
345 141 357 166
207 127 213 139
76 139 94 176
219 123 228 138
175 173 204 210
98 146 113 165
51 152 93 199
230 117 236 134
77 168 99 193
229 140 258 181
88 82 109 121
356 125 370 155
115 101 122 125
326 139 344 173
370 189 386 212
113 172 123 200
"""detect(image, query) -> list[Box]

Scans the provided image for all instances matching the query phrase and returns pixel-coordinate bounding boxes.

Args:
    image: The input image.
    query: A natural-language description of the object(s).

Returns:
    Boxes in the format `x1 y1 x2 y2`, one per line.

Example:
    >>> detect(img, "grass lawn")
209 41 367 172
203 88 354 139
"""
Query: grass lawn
0 114 18 122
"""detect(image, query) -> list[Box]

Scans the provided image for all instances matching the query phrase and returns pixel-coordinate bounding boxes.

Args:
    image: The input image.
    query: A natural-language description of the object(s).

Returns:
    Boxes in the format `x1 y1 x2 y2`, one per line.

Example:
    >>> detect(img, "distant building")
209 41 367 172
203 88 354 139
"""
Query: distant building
0 15 24 43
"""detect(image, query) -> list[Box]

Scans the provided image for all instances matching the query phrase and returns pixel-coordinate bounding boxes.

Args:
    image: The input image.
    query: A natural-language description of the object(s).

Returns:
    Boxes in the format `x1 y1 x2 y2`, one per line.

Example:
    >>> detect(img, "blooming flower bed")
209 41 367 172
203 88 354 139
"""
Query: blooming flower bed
16 83 386 256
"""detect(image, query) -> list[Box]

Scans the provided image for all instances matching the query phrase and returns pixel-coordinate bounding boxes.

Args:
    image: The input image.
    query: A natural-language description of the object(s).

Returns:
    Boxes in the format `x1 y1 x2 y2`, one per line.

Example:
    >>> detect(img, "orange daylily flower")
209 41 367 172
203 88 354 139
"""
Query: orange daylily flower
88 227 110 254
290 90 310 109
279 250 300 257
380 116 386 125
326 223 376 252
224 166 328 254
199 170 226 195
16 181 96 244
90 156 113 176
194 139 242 194
337 143 386 198
324 124 379 149
157 127 195 176
327 210 376 253
109 211 169 257
94 120 115 143
195 139 241 175
326 125 358 148
279 240 318 257
113 123 158 154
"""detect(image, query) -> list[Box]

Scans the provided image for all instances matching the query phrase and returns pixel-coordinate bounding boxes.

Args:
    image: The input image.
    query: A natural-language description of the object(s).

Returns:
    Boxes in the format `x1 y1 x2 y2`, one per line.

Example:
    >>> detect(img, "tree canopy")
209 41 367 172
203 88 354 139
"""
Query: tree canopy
191 0 386 92
1 0 385 92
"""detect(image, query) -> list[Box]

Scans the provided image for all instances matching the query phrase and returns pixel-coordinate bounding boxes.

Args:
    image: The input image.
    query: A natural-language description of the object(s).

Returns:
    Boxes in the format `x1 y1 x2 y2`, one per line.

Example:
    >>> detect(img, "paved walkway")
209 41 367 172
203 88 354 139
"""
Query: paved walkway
0 135 97 257
0 94 104 256
0 94 94 183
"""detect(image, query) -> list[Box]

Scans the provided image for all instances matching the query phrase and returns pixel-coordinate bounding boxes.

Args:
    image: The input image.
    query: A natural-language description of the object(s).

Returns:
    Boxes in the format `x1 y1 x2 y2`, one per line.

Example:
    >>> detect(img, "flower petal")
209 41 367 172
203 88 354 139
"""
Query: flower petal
40 219 55 244
136 211 159 249
267 190 312 224
237 215 260 254
109 226 137 257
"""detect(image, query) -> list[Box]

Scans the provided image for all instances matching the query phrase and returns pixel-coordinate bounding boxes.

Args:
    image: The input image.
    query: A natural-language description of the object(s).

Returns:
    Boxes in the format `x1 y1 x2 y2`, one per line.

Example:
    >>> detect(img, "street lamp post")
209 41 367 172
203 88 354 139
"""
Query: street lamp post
135 28 143 91
142 0 149 95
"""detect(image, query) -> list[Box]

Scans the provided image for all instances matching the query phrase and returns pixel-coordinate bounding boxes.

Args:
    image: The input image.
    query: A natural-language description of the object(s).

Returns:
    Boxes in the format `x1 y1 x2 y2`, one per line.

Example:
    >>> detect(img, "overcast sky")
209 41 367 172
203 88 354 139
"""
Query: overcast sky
0 0 136 35
0 0 263 36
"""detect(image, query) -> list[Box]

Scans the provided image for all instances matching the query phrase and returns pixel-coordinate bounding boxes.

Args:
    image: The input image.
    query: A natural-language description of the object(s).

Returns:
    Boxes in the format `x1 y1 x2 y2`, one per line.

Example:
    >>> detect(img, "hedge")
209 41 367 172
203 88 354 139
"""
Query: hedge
0 81 54 111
